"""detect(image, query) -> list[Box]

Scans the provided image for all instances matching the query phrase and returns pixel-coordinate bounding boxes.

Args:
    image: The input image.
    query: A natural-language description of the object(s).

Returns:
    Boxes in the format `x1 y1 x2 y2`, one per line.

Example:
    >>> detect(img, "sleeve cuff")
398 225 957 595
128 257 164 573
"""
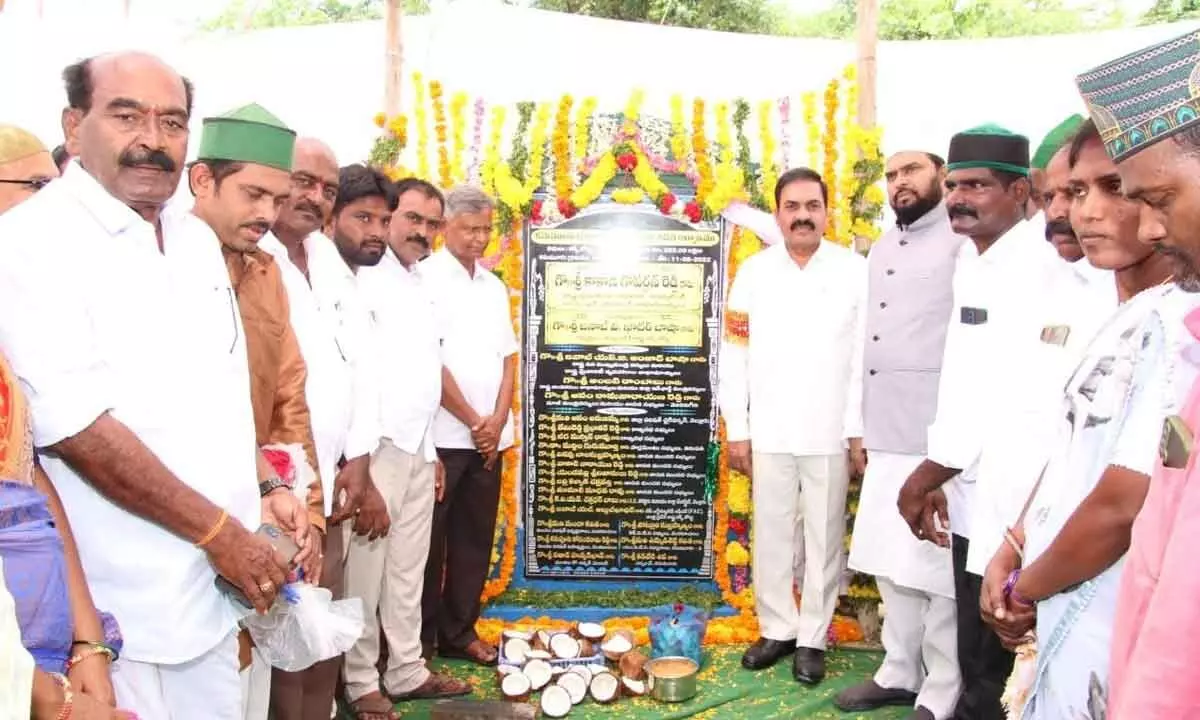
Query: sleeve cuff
27 375 112 448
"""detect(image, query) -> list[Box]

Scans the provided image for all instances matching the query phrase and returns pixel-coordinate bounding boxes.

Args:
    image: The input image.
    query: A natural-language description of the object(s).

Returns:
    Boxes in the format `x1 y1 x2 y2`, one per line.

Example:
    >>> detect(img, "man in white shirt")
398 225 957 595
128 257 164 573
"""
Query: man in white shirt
837 151 963 720
420 185 518 668
260 138 384 720
895 125 1071 720
344 177 471 710
719 167 867 686
0 52 289 720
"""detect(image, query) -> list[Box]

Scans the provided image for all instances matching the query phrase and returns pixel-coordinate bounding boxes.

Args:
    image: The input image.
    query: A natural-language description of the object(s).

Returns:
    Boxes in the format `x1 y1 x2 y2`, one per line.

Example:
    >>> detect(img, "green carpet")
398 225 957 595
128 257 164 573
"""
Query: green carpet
367 646 911 719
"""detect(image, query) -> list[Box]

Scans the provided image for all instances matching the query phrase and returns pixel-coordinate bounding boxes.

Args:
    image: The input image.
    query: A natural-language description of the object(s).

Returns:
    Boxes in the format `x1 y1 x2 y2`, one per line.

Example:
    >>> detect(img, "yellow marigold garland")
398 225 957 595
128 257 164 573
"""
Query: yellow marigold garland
481 105 506 196
758 99 779 212
669 94 689 172
821 78 840 240
692 99 714 206
411 72 430 182
569 152 617 209
552 94 575 199
573 97 597 172
450 91 468 185
524 102 552 195
622 88 645 137
836 68 858 246
802 91 820 169
430 80 450 188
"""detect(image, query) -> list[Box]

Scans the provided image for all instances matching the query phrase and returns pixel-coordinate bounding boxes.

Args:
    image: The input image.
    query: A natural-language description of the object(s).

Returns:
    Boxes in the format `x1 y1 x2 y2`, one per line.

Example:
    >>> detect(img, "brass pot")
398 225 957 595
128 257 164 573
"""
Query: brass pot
645 656 699 703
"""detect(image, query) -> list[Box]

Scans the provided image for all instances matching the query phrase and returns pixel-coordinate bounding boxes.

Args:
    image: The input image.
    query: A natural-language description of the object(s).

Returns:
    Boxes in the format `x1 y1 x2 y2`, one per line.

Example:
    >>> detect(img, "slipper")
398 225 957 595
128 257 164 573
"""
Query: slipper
349 692 399 720
389 672 472 702
438 639 498 666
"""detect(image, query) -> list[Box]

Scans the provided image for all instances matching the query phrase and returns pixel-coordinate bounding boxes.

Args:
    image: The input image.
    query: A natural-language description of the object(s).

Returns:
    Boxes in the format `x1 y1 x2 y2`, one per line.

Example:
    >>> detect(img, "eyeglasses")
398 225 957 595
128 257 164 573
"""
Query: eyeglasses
0 177 53 192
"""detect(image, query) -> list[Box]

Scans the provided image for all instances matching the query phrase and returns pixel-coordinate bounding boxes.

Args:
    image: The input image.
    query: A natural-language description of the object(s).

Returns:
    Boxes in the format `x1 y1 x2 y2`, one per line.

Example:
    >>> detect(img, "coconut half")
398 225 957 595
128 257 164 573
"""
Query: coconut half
533 630 553 651
525 649 552 661
503 629 534 642
577 622 606 641
500 671 531 703
550 633 581 660
557 671 588 705
503 637 531 666
495 664 520 686
540 684 573 718
567 665 593 684
523 658 553 691
618 649 648 681
621 676 647 697
589 671 620 704
600 633 633 661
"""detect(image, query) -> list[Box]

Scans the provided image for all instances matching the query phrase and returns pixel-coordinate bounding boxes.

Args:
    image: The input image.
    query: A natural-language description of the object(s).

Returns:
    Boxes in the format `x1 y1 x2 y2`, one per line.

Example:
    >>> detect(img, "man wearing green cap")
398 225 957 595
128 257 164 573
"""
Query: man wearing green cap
1033 115 1086 263
0 124 57 215
186 103 326 719
895 124 1082 720
1070 29 1200 717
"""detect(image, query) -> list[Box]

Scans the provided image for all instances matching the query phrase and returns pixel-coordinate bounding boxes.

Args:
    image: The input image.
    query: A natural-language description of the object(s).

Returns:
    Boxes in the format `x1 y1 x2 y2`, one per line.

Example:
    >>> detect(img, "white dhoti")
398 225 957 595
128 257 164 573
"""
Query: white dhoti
848 451 960 718
239 647 270 720
752 452 849 649
112 630 243 720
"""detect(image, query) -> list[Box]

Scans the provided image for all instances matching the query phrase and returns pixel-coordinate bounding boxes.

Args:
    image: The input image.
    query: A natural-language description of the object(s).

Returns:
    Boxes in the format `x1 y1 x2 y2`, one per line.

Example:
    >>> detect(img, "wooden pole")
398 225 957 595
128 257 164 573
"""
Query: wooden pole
855 0 878 129
384 0 404 118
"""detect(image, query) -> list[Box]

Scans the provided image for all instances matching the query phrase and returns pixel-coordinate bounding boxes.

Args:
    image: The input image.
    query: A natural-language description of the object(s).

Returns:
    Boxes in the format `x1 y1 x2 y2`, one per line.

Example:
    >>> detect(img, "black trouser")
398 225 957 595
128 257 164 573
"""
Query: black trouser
952 534 1014 720
420 448 502 651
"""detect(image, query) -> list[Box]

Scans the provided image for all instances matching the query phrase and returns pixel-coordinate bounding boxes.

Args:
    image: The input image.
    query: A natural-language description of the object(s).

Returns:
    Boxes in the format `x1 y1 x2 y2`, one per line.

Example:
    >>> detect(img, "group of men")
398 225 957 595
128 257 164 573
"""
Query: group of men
0 50 517 720
721 28 1200 720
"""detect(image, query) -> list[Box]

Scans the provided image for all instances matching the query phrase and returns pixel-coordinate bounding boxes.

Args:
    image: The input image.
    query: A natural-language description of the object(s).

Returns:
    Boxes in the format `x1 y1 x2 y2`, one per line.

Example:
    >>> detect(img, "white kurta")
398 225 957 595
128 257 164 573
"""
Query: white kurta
261 231 355 516
0 164 259 665
924 220 1073 544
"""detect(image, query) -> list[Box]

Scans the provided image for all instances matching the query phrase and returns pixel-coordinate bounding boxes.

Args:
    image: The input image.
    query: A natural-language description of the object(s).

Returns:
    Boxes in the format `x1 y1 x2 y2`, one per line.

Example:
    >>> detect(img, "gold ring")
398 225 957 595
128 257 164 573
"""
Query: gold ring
259 582 275 593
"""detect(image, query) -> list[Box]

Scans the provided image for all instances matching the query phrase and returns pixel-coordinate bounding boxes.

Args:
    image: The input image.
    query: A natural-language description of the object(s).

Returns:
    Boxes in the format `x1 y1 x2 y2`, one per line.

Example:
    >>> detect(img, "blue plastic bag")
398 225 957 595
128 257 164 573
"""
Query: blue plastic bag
648 604 708 667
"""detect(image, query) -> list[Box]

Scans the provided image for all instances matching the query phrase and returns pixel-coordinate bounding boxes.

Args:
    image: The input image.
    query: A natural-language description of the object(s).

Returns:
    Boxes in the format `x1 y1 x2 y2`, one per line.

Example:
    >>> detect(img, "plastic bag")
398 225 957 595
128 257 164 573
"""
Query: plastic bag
241 583 364 672
648 604 708 667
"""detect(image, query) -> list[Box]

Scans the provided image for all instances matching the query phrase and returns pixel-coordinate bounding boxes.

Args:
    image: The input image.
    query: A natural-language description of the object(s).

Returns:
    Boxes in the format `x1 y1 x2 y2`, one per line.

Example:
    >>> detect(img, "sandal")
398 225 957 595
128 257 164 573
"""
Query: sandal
438 639 498 666
390 671 472 702
349 692 399 720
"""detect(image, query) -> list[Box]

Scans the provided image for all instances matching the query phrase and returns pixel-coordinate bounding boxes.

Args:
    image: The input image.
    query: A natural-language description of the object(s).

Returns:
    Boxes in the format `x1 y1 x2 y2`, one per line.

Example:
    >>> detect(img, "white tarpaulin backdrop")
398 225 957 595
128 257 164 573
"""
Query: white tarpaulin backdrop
2 5 1197 174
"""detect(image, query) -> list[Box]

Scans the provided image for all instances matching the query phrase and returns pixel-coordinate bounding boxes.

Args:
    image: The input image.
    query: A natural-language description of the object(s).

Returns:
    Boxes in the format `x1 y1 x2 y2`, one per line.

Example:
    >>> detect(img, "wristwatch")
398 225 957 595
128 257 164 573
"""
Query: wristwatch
259 476 288 497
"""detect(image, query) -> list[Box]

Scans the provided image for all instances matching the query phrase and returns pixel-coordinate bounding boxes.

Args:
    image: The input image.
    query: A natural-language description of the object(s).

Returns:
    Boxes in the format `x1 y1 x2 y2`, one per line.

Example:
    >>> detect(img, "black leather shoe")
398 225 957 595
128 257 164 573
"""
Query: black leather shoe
740 638 797 670
793 647 826 685
834 679 918 711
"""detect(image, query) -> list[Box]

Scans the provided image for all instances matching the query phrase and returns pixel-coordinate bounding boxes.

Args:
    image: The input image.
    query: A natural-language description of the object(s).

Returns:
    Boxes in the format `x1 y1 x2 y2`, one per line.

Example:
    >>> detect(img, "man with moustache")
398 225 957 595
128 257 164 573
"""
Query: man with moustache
720 168 867 685
344 177 470 713
0 125 57 214
1071 33 1200 715
0 52 290 718
259 138 385 720
837 151 963 720
895 125 1070 720
420 185 518 668
1032 115 1086 263
978 117 1176 719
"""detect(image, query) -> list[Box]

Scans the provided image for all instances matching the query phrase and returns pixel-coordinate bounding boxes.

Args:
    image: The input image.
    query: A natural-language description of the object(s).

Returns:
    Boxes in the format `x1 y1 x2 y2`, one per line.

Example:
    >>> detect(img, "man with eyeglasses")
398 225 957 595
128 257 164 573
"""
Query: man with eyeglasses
0 125 57 215
343 176 468 715
258 137 388 720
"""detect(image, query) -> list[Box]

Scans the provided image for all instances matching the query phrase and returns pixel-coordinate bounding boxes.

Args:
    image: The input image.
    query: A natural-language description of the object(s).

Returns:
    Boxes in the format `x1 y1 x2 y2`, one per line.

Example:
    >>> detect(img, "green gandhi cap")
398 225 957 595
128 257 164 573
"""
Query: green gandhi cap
197 103 296 172
1031 114 1085 170
1076 29 1200 162
945 123 1030 176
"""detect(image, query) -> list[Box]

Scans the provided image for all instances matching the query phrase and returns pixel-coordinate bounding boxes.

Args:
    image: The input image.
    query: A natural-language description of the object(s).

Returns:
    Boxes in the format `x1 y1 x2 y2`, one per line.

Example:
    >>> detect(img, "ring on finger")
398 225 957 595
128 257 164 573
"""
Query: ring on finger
259 581 275 593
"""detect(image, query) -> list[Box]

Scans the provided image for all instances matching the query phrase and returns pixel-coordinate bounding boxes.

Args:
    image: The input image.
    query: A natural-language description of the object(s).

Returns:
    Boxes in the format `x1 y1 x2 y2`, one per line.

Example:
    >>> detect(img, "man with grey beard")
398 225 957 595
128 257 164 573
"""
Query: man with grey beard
838 150 964 720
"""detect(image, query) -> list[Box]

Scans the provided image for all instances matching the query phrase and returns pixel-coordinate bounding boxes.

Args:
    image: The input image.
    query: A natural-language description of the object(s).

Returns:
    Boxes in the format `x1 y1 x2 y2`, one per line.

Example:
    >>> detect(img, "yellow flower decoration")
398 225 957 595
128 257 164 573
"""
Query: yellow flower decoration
430 80 450 188
758 99 778 212
523 102 552 196
669 94 689 172
553 94 575 199
611 187 645 205
622 88 645 137
726 541 750 567
802 91 819 169
573 97 597 172
450 91 468 184
728 474 751 515
372 111 386 128
569 152 617 209
411 72 429 181
692 99 714 206
481 105 506 196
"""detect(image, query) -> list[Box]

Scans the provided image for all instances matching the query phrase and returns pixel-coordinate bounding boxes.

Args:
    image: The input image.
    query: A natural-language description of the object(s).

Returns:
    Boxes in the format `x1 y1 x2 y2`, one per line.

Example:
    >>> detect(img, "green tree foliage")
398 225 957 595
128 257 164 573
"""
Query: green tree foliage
1139 0 1200 24
203 0 430 32
530 0 1126 39
527 0 784 34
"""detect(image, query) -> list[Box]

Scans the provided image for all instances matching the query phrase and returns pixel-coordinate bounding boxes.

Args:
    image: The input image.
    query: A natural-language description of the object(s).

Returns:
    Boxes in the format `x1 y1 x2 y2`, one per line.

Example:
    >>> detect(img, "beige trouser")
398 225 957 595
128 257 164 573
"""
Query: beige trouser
752 452 849 649
342 439 436 700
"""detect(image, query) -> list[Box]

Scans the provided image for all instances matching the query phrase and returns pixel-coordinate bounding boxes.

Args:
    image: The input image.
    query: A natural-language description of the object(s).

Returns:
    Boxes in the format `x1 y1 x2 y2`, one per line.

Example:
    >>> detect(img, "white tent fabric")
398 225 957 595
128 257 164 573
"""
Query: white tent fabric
2 6 1196 173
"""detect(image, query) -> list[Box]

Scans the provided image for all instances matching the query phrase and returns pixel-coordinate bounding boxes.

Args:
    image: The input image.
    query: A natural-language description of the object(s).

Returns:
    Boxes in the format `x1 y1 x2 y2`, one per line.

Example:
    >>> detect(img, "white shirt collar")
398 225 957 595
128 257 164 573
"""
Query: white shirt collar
59 160 149 237
429 248 486 281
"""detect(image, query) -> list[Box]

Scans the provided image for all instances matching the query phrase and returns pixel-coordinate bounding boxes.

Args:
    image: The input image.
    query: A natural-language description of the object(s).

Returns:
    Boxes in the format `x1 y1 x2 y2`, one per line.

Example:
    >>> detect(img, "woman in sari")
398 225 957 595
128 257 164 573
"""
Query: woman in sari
0 347 130 718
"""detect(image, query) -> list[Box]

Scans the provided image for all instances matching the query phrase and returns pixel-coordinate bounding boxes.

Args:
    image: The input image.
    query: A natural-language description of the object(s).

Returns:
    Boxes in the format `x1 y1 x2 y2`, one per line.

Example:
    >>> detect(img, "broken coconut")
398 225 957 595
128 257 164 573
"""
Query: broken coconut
502 637 531 666
502 629 534 643
533 630 553 651
523 658 553 692
577 639 594 658
500 671 532 703
540 685 573 718
589 671 620 704
550 633 581 660
556 671 588 705
525 649 552 661
618 650 649 681
621 677 647 698
576 622 606 642
601 632 634 662
495 664 521 686
566 665 593 684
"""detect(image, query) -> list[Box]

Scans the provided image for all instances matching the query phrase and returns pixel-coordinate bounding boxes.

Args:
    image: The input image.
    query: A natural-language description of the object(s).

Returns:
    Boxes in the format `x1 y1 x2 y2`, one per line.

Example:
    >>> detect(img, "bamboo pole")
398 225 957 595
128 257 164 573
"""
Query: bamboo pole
855 0 878 129
384 0 403 117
